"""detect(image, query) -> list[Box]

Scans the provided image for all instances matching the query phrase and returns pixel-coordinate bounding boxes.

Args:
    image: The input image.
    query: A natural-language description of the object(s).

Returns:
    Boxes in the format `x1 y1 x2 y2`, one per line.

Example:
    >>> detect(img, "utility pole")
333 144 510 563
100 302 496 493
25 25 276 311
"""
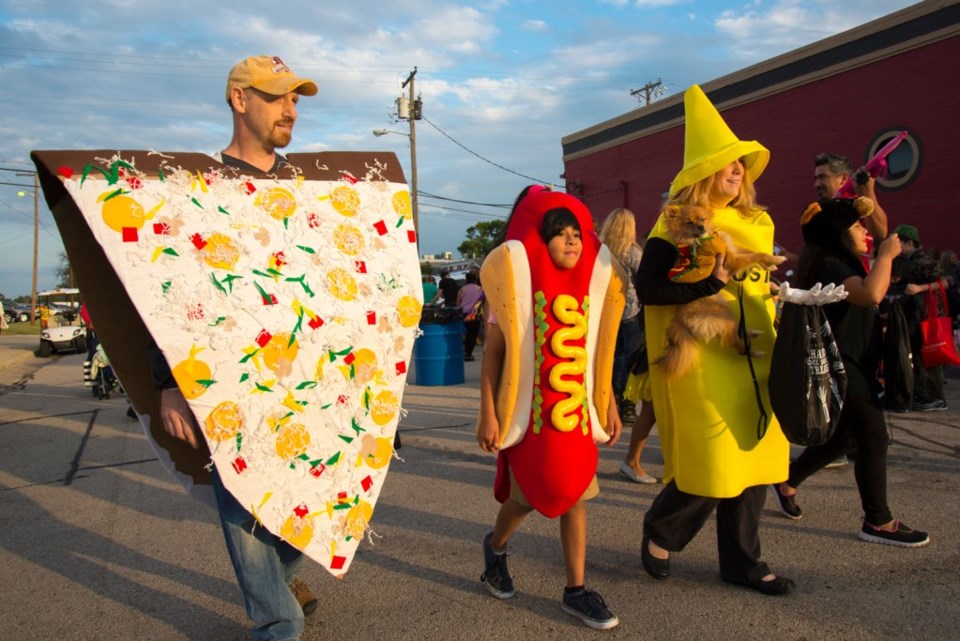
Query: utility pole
15 171 39 326
31 173 37 326
630 78 665 107
401 67 420 246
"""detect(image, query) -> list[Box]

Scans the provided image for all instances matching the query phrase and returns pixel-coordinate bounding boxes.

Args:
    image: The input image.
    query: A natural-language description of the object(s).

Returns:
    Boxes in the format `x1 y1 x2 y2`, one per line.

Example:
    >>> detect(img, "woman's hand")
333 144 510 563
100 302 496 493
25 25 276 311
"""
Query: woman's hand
712 252 730 283
877 233 900 261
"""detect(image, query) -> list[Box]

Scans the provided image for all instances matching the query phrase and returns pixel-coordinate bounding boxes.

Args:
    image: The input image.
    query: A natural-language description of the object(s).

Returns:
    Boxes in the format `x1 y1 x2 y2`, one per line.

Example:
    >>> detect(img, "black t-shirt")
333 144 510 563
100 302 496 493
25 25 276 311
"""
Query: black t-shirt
220 152 289 175
818 259 882 396
438 277 460 307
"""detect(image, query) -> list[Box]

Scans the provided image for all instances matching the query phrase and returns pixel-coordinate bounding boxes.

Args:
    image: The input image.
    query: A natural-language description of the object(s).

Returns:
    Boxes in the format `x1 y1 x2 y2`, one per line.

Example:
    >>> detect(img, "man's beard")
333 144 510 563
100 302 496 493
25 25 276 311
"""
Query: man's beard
270 122 293 149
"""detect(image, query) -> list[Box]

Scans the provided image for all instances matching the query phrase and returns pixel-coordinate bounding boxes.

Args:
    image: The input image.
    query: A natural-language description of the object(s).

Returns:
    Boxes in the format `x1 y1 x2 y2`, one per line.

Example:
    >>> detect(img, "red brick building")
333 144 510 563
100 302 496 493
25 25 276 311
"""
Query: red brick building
562 1 959 259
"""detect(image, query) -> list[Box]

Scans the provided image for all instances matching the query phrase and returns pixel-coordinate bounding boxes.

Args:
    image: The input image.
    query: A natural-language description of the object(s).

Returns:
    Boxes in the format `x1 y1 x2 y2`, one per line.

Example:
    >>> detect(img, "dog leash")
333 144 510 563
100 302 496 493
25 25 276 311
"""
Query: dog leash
737 281 769 440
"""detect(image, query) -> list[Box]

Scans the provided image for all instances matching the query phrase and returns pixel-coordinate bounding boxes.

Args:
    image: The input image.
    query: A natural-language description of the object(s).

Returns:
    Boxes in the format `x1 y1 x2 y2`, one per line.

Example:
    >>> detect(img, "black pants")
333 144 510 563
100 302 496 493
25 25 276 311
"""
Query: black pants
644 482 769 583
787 392 893 525
463 319 481 358
910 330 945 402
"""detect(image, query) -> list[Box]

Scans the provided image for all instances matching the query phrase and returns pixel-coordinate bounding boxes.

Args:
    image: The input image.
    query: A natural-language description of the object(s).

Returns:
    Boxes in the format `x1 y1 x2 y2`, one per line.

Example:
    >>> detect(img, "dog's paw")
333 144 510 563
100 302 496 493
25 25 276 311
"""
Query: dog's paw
761 255 787 270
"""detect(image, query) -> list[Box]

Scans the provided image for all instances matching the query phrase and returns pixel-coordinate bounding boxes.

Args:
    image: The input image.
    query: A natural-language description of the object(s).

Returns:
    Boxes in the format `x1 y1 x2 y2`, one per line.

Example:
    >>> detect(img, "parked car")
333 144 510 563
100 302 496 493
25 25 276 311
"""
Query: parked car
3 304 35 323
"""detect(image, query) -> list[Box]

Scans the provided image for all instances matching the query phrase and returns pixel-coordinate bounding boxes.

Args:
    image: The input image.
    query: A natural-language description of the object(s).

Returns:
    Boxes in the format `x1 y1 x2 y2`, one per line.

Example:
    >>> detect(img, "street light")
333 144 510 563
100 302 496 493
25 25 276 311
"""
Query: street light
16 173 38 326
372 127 419 245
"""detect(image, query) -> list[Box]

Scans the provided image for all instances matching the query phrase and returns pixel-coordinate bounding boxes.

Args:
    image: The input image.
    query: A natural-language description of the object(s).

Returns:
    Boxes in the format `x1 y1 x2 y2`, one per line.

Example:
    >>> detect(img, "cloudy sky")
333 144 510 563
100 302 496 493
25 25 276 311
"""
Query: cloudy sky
0 0 920 298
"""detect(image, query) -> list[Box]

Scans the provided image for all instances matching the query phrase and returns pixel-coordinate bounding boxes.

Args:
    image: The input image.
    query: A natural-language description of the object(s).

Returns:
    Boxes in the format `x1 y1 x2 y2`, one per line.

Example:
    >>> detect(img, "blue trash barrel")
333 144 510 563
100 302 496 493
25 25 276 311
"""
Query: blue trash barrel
413 317 465 386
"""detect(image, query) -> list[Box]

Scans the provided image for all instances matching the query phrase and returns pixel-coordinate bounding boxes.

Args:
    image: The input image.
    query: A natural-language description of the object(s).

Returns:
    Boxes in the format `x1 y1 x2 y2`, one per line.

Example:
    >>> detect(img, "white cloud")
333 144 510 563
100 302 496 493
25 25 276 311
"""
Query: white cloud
523 19 549 31
598 0 685 6
715 0 919 59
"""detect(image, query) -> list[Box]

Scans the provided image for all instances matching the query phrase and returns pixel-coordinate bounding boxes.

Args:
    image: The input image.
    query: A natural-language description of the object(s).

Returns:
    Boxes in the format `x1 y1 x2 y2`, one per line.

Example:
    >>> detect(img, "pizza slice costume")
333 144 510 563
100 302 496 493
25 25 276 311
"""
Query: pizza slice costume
31 149 421 577
480 188 625 518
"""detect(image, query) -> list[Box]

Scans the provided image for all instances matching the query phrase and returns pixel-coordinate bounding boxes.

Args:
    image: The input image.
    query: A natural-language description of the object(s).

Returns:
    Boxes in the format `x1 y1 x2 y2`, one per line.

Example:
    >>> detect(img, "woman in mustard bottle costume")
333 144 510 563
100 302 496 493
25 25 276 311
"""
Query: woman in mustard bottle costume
636 85 794 595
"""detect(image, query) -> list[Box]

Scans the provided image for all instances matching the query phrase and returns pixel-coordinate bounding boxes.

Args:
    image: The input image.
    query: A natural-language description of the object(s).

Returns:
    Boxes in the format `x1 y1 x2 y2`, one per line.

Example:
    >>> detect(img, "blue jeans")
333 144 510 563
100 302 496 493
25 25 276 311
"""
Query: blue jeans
613 316 642 397
212 467 305 641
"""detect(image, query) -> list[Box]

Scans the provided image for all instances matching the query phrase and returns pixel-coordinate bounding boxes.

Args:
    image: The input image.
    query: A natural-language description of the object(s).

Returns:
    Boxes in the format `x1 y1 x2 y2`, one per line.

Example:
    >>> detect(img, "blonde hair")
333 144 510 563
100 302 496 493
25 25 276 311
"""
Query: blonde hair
599 208 639 265
666 163 762 217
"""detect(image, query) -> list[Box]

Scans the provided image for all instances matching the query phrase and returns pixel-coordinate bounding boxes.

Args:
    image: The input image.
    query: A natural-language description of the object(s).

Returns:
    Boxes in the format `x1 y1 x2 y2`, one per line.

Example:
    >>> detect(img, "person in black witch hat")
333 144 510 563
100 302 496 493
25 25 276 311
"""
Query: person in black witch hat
770 198 930 548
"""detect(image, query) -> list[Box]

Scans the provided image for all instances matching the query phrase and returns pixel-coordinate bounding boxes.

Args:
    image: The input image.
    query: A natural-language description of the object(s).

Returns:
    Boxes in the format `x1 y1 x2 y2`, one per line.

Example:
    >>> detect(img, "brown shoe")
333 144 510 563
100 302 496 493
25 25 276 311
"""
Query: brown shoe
289 577 319 616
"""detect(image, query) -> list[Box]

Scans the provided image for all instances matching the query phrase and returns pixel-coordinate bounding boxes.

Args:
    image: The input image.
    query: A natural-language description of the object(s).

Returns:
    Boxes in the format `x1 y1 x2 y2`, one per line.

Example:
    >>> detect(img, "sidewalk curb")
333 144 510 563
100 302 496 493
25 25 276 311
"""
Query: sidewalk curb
0 350 38 372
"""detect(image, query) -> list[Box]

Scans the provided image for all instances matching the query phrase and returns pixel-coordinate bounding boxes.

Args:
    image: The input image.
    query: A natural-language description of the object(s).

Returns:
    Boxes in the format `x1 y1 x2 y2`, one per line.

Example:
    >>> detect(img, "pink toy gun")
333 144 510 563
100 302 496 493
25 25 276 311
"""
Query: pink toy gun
834 130 908 198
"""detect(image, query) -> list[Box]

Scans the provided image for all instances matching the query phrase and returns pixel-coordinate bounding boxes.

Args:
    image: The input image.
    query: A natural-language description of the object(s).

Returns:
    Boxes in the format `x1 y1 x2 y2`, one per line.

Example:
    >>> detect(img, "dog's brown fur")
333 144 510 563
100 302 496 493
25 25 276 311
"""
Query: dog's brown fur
655 204 786 379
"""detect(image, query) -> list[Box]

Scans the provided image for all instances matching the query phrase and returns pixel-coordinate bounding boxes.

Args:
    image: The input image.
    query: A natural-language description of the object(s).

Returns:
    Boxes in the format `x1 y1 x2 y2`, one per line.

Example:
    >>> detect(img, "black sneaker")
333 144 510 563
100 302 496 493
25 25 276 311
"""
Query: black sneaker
912 399 947 412
823 457 848 469
561 588 619 630
858 520 930 548
481 532 515 598
769 484 802 520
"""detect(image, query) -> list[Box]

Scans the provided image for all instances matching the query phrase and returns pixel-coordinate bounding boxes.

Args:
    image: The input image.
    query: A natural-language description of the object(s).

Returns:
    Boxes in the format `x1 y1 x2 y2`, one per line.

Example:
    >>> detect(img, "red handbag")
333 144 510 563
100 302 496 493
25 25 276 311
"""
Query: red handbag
920 281 960 367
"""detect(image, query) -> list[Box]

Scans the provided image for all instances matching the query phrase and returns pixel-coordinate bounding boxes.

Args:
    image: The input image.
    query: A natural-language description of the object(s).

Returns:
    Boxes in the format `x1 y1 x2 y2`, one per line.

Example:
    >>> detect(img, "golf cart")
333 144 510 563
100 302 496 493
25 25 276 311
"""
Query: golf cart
37 288 86 357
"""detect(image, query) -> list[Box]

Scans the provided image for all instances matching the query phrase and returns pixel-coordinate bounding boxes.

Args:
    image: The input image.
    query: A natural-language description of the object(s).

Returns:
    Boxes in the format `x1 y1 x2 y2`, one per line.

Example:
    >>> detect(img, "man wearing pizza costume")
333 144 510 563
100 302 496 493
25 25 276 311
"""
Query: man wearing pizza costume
32 56 422 640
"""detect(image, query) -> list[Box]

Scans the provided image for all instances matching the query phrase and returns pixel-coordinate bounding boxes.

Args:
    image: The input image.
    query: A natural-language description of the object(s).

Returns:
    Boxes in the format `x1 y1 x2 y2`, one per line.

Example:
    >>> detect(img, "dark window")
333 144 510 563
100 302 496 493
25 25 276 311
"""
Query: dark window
868 129 921 191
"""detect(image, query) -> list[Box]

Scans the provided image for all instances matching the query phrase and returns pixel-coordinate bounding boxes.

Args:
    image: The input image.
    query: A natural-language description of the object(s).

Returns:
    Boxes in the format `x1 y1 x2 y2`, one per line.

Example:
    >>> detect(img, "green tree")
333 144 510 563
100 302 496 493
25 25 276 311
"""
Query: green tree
55 250 73 288
458 220 506 259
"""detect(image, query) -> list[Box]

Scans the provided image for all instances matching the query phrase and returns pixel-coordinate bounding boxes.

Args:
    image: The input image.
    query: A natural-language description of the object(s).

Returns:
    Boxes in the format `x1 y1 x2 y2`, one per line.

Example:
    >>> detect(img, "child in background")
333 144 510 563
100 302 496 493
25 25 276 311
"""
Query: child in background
477 187 623 630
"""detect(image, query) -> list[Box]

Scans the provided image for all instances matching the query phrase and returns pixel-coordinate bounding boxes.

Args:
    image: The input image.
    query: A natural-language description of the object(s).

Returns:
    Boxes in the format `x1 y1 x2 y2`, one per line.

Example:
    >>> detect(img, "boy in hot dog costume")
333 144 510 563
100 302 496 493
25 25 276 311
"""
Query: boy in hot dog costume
476 186 624 630
636 85 793 595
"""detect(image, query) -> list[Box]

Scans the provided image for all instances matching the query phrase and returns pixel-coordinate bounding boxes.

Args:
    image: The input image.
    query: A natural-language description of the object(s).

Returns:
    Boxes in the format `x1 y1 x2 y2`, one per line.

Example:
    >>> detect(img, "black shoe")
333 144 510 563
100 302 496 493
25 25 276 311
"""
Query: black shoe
858 519 930 548
769 484 802 520
481 532 515 598
464 354 475 361
561 588 619 630
912 399 947 412
823 457 848 469
726 575 796 596
126 405 138 419
393 430 402 450
641 534 669 579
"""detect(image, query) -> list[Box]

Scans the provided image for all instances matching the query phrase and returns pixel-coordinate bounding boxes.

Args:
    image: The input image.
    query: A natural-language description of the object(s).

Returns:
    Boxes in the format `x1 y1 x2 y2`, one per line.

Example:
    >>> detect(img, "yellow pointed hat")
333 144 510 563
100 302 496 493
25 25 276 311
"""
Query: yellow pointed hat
668 85 769 196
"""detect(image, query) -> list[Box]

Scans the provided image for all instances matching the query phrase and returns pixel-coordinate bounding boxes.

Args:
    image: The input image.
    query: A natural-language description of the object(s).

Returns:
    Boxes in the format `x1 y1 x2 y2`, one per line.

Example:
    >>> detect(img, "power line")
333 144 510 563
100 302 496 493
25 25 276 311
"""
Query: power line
418 191 512 208
421 115 561 188
419 203 505 220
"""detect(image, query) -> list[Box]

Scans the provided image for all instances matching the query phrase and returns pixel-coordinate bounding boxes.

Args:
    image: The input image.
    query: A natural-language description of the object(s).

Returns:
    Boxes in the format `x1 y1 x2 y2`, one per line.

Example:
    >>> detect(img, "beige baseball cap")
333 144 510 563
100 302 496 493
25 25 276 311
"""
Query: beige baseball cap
225 55 318 102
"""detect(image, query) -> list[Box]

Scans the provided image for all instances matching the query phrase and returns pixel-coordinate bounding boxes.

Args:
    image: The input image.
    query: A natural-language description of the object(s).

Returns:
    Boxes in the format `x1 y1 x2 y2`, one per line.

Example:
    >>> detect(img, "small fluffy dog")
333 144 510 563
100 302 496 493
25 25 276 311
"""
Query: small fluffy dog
655 204 786 378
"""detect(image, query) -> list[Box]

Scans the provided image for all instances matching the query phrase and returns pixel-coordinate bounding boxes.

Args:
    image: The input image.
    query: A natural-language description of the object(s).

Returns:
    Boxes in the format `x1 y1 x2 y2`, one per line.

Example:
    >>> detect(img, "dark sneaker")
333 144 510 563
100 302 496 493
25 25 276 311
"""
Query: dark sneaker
823 457 848 469
481 532 515 599
912 399 947 412
561 588 619 630
288 577 319 616
769 484 802 520
858 520 930 548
